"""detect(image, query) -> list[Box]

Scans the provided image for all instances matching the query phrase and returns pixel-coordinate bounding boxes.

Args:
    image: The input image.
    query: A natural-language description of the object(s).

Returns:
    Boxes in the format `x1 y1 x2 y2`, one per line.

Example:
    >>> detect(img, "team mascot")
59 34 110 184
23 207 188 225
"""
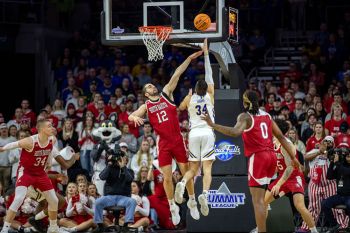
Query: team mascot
91 117 122 196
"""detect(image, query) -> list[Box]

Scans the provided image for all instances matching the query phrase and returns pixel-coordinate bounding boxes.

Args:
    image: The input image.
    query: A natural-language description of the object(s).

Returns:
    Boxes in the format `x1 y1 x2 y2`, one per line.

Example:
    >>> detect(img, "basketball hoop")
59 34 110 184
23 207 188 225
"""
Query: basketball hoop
139 26 172 61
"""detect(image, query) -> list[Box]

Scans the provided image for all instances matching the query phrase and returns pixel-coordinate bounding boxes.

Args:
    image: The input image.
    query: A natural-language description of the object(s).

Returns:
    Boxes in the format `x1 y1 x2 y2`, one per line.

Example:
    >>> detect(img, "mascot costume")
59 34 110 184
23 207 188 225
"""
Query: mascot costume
91 118 121 196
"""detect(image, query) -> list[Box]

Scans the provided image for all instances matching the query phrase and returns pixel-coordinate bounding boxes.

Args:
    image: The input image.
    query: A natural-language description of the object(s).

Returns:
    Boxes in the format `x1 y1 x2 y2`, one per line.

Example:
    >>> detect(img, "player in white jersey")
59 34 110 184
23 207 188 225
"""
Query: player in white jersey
175 39 215 217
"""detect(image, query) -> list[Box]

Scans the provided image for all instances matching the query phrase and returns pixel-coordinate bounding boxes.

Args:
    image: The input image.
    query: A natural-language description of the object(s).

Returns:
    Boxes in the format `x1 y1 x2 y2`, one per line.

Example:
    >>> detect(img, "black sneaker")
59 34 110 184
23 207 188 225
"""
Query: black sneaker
120 226 138 233
28 217 47 233
92 225 106 233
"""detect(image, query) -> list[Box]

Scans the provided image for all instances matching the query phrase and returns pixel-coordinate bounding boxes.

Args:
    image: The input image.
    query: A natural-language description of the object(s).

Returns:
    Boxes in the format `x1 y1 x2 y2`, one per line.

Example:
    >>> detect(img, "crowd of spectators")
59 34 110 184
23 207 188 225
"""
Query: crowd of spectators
1 1 350 232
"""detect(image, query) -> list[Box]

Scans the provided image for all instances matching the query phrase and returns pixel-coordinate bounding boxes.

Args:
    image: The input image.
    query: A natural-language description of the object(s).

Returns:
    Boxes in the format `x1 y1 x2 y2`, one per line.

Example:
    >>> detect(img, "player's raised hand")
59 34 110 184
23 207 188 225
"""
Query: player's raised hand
188 50 203 60
202 38 209 55
201 113 214 127
187 88 193 97
132 116 145 127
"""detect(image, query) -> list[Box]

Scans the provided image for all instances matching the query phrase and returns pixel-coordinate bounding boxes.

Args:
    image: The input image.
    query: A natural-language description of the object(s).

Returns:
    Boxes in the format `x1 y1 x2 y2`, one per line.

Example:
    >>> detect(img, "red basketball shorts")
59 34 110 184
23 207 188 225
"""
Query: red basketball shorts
247 150 277 187
157 137 188 167
268 175 305 195
16 171 54 192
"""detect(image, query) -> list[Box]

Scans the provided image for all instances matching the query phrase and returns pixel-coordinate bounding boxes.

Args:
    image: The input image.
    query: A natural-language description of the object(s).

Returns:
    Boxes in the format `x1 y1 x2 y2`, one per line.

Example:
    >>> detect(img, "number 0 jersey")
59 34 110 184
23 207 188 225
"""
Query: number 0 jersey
18 134 54 176
145 92 182 141
242 109 274 157
188 93 214 130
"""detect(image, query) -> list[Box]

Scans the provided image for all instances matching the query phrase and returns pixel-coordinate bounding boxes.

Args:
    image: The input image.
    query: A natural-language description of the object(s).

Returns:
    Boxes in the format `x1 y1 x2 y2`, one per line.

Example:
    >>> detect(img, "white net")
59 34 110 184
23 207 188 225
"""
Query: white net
139 26 172 62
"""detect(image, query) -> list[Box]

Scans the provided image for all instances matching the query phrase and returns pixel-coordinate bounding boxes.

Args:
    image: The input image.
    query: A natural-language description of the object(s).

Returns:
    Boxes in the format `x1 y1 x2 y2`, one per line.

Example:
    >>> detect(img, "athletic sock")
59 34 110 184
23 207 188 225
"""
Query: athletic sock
35 211 47 220
168 199 175 206
3 222 11 229
202 190 208 196
181 179 187 185
310 227 318 233
189 194 195 201
49 219 57 226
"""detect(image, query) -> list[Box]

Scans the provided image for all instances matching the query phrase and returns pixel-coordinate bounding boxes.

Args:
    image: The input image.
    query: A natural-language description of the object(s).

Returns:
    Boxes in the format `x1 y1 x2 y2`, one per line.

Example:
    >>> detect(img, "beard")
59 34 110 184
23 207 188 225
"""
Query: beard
147 90 159 97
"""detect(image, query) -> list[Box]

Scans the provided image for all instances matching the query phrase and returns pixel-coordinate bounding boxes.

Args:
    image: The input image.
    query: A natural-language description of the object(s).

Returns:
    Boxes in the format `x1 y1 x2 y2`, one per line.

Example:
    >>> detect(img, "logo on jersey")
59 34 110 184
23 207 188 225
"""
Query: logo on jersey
207 182 246 208
214 141 240 161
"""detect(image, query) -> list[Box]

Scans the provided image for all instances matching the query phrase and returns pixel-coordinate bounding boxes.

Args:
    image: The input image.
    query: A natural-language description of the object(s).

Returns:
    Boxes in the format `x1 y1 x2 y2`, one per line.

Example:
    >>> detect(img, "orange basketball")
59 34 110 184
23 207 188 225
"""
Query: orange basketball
194 13 211 31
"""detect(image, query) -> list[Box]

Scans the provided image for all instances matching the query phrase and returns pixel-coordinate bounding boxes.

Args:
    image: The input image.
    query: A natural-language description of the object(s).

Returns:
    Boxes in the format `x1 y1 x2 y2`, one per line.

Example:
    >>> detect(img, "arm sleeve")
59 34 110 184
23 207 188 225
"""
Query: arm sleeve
135 197 150 216
204 55 214 85
2 141 19 151
66 198 75 217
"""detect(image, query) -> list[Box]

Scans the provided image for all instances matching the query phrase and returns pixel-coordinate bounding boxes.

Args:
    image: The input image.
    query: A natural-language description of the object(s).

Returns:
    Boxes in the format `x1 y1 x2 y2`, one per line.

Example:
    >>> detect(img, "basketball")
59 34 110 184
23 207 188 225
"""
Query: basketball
194 13 211 31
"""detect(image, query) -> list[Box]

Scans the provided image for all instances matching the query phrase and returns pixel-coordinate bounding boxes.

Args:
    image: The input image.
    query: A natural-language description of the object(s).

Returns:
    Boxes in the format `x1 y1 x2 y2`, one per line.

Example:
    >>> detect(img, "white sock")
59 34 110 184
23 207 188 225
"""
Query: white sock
181 179 187 185
49 219 57 226
168 199 175 206
35 211 47 220
3 222 11 229
69 227 77 232
189 194 195 201
310 226 318 233
203 190 208 196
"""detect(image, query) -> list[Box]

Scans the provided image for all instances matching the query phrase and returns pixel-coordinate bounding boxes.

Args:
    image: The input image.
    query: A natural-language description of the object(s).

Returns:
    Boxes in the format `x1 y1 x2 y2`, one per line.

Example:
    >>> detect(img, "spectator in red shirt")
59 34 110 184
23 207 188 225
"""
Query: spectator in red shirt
282 90 295 112
331 92 348 114
334 122 350 147
20 99 36 127
280 62 302 82
278 77 291 97
325 103 346 136
105 94 121 117
264 93 276 112
87 93 102 117
306 121 325 152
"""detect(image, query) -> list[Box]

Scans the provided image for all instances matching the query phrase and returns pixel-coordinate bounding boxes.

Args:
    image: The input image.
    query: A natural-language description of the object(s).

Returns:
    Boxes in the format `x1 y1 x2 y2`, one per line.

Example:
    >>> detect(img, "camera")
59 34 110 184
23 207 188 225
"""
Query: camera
106 147 126 166
328 147 350 163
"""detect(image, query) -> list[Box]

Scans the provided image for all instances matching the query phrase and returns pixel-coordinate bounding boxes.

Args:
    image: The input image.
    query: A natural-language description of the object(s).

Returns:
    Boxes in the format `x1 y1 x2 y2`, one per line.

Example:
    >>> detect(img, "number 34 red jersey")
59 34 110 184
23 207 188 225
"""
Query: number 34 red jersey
242 110 274 157
145 92 182 141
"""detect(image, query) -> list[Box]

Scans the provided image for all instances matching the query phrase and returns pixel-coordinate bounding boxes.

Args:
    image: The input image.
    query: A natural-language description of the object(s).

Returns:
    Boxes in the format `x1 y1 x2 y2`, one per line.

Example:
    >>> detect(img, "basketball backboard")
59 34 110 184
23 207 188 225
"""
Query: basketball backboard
101 0 237 46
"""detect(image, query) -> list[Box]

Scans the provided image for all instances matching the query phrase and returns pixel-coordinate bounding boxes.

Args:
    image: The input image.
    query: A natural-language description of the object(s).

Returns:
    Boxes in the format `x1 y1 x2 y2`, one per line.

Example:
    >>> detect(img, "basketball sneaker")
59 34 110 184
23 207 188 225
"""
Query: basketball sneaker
174 181 185 204
47 225 59 233
198 193 209 216
187 199 200 220
169 203 181 226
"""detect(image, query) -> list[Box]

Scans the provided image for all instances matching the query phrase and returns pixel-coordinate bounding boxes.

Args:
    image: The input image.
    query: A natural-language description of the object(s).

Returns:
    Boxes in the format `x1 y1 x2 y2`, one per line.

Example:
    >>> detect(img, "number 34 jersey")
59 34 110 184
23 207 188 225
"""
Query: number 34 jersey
188 93 214 130
242 110 274 157
146 92 182 141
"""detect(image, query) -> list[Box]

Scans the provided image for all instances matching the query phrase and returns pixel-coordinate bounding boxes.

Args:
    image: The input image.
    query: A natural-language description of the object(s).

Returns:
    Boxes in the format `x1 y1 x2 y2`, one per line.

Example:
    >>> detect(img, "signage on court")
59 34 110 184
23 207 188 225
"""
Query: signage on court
214 140 241 161
207 182 246 208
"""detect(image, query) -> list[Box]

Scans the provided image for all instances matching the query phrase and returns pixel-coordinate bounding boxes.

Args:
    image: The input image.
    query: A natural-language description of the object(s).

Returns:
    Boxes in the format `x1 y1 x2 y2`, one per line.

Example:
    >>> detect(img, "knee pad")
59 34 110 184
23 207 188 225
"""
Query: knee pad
9 186 28 212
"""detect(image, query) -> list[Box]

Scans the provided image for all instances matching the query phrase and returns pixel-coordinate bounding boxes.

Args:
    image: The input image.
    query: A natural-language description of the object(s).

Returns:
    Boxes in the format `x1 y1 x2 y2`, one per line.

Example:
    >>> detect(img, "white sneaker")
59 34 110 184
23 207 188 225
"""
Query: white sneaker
249 227 258 233
47 225 59 233
187 199 200 220
58 228 70 233
174 182 185 204
198 194 209 216
169 203 181 225
0 227 9 233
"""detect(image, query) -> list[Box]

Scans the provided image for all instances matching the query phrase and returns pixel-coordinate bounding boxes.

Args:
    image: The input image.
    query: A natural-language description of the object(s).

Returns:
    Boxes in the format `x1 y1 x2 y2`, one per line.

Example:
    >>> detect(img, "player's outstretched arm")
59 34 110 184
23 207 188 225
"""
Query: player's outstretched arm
0 137 32 152
128 104 147 126
201 112 249 137
202 39 215 100
55 152 80 170
163 50 203 97
179 89 192 111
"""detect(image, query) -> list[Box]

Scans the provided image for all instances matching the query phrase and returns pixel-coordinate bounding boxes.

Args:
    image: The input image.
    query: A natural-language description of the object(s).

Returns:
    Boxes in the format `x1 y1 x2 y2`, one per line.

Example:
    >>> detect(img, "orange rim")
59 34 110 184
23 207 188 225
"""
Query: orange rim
139 26 173 40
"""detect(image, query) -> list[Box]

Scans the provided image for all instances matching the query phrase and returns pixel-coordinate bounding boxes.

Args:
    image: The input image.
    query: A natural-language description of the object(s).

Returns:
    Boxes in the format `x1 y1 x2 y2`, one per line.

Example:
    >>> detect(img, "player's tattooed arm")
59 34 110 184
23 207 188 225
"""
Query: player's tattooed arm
163 50 203 97
202 113 248 137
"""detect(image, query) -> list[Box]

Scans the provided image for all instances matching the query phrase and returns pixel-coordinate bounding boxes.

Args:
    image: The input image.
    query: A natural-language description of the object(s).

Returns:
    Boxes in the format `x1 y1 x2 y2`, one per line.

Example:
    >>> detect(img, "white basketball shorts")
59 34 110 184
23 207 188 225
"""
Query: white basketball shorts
188 128 216 162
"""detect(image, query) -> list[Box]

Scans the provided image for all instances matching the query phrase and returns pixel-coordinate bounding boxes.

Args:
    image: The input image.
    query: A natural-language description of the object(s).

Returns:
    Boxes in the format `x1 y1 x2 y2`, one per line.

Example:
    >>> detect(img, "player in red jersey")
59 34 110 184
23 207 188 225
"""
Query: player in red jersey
203 90 301 233
265 119 318 233
128 51 203 225
0 119 79 233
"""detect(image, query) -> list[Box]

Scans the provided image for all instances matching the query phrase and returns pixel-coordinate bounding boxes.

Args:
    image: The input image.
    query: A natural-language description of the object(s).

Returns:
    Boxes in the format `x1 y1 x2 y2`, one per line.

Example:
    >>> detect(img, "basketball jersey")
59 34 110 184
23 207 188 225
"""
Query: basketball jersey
242 109 274 157
188 93 214 129
146 92 182 140
18 134 54 176
274 137 302 179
